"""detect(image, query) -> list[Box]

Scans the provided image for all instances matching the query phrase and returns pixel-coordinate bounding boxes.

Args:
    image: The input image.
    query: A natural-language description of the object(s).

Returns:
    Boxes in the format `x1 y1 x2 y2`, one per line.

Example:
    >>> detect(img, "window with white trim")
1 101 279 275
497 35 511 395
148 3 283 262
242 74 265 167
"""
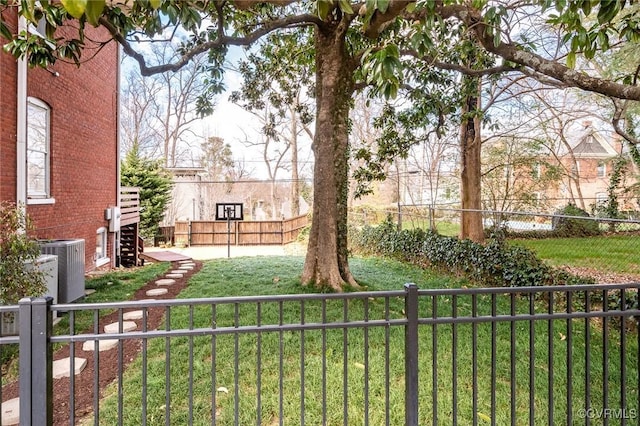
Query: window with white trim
27 98 51 198
570 161 580 178
597 161 606 178
96 227 109 266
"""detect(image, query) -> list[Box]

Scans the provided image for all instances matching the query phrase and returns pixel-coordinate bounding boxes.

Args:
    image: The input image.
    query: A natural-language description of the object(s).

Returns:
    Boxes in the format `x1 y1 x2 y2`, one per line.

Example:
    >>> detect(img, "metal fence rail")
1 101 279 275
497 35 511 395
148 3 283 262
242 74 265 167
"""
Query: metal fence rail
2 283 640 425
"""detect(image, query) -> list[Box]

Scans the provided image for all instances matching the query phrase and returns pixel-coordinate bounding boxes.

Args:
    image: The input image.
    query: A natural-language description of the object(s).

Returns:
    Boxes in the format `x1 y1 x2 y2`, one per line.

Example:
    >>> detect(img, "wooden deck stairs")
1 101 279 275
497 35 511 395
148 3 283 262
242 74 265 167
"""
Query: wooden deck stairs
119 187 143 267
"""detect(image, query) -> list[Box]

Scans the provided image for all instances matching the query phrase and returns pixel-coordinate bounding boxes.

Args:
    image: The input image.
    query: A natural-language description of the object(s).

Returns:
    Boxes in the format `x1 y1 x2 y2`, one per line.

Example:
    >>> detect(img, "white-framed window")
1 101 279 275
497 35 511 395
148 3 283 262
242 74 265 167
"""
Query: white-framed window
597 161 606 178
27 97 51 199
96 227 110 267
571 161 580 178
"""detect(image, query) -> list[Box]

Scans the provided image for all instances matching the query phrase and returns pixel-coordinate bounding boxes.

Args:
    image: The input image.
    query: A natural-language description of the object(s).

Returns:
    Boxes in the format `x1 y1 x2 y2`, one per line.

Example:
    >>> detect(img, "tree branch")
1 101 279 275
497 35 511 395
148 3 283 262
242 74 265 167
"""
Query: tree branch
100 12 321 76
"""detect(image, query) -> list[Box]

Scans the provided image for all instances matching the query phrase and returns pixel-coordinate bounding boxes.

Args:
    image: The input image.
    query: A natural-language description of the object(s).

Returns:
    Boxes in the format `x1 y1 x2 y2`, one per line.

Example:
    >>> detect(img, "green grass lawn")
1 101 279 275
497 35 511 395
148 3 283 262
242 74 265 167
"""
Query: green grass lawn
92 256 639 425
511 235 640 275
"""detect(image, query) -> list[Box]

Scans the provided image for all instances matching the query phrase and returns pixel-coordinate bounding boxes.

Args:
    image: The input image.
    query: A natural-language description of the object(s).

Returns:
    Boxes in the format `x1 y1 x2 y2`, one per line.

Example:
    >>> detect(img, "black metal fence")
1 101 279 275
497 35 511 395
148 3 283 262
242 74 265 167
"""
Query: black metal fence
2 283 640 425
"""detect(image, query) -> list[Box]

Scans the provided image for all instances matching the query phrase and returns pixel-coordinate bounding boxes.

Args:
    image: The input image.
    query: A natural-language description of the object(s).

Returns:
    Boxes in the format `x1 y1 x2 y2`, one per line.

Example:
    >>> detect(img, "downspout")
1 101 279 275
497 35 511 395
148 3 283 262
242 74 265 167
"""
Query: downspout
115 45 122 267
16 15 27 207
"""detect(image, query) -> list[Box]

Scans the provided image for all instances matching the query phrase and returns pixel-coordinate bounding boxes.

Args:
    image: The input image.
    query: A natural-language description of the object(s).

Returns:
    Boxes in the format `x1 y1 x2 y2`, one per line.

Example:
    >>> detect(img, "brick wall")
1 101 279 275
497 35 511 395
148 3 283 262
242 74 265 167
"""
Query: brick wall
1 10 120 272
0 8 18 202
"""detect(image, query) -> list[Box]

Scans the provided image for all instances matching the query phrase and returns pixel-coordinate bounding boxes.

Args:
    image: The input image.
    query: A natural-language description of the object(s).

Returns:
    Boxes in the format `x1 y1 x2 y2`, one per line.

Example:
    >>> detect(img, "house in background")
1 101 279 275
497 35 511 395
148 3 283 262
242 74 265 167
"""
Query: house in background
0 10 138 277
544 122 636 212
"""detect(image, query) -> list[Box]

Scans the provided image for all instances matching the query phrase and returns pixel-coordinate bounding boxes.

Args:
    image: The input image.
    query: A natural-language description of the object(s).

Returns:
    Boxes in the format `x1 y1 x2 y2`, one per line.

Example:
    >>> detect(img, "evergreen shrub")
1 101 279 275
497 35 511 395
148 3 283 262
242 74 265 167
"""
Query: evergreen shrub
351 217 590 287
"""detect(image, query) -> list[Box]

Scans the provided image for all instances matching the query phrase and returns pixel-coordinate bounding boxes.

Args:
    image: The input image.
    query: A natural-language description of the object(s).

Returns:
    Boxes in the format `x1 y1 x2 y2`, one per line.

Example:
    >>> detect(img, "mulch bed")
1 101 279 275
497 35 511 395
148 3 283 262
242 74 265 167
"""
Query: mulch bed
2 260 202 426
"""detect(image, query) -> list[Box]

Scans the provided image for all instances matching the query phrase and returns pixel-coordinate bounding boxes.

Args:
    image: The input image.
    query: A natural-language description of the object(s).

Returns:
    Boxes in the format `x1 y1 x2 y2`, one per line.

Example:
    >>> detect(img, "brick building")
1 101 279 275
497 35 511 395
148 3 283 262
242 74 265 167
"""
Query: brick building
1 9 122 272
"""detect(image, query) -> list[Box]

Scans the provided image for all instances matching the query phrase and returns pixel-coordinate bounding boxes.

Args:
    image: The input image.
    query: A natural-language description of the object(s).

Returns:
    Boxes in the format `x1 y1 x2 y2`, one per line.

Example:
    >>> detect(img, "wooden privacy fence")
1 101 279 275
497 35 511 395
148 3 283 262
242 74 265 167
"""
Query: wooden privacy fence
174 215 308 246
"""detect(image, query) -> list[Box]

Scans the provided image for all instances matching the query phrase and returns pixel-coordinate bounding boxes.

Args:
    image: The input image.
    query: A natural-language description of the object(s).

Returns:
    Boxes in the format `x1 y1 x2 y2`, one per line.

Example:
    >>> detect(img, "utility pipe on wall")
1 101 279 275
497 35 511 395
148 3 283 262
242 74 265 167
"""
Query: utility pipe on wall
16 15 27 207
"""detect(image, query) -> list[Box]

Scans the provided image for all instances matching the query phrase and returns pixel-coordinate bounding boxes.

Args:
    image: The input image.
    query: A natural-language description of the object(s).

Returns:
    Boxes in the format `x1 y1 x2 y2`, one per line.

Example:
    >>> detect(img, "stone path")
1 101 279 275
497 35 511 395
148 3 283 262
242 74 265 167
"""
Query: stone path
0 259 197 425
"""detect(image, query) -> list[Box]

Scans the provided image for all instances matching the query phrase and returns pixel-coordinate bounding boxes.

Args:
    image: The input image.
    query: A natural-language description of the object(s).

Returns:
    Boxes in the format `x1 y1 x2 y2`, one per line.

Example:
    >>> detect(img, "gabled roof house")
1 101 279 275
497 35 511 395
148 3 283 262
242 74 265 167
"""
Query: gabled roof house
1 9 135 278
542 122 635 211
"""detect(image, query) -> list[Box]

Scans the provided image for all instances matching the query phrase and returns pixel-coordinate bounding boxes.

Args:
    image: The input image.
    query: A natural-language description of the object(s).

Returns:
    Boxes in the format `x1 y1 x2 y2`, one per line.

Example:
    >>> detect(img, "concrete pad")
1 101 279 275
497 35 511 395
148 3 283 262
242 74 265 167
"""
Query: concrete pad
53 357 87 379
1 397 19 425
141 250 191 262
155 279 175 286
123 310 144 320
104 320 137 334
146 288 168 297
82 339 119 352
165 273 183 279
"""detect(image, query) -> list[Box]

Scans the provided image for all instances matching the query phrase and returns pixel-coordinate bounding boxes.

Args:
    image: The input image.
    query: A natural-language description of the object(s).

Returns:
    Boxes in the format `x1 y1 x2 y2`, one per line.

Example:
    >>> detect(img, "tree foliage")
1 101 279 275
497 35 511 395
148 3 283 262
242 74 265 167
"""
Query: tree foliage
120 143 173 238
0 202 46 304
4 0 640 289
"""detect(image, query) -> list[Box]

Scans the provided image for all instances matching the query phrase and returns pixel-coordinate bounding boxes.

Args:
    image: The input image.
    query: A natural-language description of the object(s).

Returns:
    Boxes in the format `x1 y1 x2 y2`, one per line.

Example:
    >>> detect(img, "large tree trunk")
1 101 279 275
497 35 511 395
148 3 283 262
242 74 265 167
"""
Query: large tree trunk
301 22 358 291
459 80 485 243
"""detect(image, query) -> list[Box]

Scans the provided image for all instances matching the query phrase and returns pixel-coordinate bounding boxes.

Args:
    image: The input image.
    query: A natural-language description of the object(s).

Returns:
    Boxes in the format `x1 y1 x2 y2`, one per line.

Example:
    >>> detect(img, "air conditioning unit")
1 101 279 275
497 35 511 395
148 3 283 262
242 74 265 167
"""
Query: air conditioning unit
2 254 60 335
32 254 59 304
40 239 85 303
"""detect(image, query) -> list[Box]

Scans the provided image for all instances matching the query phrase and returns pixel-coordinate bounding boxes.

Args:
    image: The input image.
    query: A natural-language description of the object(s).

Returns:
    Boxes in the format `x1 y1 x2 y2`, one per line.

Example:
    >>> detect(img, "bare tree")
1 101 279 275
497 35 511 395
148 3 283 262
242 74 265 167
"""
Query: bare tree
120 69 162 159
121 45 209 167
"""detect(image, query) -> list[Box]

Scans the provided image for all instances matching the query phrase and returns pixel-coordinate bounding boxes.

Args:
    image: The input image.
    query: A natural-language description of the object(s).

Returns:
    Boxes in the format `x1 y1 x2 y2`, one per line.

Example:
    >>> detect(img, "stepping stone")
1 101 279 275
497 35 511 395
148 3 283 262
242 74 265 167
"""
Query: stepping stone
53 357 87 379
1 398 19 425
104 321 137 334
165 273 183 279
170 270 186 274
146 288 168 297
178 265 194 271
155 279 175 286
85 289 96 296
82 339 119 352
123 310 144 320
178 260 193 264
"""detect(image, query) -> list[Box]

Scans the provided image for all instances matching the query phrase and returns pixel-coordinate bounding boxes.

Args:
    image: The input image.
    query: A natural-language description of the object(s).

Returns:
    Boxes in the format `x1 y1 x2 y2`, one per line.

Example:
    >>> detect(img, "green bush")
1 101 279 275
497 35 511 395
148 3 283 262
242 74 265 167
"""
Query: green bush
0 202 46 304
351 217 590 287
551 204 601 237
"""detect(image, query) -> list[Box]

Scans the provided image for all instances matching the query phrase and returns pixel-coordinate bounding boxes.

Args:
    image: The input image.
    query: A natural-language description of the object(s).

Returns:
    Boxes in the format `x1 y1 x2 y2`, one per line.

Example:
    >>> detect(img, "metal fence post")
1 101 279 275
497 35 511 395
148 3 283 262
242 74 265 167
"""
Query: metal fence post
404 283 419 426
19 296 53 426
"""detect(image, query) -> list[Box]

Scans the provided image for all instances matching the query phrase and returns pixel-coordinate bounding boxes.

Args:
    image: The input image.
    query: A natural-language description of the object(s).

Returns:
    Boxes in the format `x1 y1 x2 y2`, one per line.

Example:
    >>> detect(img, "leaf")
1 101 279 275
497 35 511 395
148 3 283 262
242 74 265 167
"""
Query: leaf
354 362 365 369
566 51 576 69
0 21 12 41
20 0 36 23
317 0 333 20
149 0 162 9
377 0 390 14
597 1 619 25
84 0 105 26
478 412 491 422
338 0 353 15
61 0 88 19
216 386 229 393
